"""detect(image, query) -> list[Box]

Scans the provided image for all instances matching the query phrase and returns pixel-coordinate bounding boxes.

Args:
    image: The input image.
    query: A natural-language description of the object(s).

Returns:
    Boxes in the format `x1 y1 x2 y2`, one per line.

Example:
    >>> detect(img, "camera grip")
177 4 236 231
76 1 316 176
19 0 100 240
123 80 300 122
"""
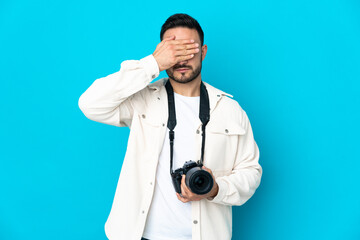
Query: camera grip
171 173 183 194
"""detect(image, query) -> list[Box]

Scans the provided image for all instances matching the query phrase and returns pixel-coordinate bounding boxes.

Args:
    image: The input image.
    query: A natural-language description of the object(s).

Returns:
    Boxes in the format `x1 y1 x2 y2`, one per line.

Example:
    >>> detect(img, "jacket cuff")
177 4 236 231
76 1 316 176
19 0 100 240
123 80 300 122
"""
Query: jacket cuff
206 178 227 204
140 54 160 81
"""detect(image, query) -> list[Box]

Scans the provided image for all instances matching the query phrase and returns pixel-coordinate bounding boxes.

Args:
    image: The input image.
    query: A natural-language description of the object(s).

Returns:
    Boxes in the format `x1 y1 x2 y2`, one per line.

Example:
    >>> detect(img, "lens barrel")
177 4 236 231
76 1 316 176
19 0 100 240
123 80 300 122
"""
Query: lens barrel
185 167 213 195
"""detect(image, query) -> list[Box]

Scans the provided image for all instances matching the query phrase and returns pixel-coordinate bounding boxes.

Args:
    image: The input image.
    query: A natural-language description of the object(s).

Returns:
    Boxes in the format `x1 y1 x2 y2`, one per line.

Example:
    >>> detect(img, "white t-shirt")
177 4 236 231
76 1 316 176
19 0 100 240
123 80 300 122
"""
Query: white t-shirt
142 92 200 240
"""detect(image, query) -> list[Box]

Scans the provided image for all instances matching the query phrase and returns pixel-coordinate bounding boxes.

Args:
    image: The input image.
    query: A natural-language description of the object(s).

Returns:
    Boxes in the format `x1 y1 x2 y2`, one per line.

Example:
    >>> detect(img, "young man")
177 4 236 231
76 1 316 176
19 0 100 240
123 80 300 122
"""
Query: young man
79 13 262 240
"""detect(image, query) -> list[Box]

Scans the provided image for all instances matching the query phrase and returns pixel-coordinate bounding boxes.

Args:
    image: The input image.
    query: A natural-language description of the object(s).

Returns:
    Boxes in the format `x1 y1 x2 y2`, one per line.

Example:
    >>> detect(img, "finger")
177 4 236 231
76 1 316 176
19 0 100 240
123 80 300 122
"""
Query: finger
176 193 189 202
180 175 189 197
168 39 195 45
174 43 199 50
181 174 189 191
176 193 188 203
176 54 195 62
202 165 210 172
182 175 193 197
163 35 175 40
158 35 176 48
174 48 199 56
176 192 181 199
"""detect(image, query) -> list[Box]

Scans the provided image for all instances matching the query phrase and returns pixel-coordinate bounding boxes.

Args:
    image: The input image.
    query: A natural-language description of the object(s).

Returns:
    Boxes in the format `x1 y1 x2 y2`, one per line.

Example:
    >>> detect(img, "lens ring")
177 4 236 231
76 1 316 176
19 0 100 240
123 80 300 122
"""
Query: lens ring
188 170 213 195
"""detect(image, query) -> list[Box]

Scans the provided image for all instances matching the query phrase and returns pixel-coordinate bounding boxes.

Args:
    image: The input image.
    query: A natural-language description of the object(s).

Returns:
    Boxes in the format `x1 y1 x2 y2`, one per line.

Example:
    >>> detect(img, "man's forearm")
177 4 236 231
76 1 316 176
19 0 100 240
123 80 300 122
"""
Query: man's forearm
78 54 159 126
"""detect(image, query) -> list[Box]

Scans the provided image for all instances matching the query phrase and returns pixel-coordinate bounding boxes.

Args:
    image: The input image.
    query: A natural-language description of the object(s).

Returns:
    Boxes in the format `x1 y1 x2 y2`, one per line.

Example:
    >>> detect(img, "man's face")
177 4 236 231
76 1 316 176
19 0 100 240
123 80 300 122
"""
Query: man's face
163 27 207 84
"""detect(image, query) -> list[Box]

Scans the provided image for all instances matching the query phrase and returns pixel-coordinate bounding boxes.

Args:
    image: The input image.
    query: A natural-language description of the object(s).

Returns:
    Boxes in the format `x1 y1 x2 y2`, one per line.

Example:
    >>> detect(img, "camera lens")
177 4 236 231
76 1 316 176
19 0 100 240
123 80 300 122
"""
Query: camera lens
194 175 205 188
186 167 213 195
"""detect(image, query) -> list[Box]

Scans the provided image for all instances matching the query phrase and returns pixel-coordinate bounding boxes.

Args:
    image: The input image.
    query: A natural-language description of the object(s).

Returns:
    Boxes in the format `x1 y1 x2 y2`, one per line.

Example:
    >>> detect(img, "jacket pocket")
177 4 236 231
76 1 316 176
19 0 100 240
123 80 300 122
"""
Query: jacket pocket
136 110 162 128
204 120 246 171
206 120 246 135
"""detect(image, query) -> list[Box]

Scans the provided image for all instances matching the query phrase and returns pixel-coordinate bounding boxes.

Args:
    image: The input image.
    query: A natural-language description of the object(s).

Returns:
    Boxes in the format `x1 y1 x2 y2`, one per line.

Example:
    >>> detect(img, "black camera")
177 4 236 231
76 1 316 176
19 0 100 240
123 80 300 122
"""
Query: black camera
171 160 214 195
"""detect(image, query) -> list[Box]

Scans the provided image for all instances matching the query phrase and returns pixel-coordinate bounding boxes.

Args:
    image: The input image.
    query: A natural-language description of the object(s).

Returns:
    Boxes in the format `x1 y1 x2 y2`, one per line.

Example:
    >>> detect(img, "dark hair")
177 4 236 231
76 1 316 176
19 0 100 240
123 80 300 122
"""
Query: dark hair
160 13 204 46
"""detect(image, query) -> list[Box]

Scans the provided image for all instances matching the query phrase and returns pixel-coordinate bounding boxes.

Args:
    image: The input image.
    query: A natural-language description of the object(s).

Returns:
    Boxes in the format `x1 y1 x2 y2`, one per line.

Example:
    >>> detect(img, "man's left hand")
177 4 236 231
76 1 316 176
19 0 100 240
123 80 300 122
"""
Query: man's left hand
176 165 219 203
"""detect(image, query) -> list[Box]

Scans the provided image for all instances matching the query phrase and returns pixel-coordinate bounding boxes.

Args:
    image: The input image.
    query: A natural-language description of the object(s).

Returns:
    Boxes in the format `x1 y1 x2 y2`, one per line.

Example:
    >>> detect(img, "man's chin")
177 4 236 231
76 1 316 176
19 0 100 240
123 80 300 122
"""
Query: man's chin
172 77 195 84
167 72 191 83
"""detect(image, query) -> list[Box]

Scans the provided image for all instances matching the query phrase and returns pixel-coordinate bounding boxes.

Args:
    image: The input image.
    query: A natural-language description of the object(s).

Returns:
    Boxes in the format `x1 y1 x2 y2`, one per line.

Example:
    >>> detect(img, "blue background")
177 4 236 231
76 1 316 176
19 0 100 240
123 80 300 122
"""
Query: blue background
0 0 359 239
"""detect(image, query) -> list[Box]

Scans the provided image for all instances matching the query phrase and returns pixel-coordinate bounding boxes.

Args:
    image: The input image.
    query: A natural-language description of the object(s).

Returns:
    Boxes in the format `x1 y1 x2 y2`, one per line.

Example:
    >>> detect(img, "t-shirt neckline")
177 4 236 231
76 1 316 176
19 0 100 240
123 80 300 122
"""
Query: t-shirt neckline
174 92 200 99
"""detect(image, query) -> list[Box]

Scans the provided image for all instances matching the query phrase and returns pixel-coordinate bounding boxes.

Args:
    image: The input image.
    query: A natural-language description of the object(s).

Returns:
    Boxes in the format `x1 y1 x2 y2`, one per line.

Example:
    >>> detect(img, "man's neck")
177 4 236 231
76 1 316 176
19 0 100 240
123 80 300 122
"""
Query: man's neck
169 76 202 97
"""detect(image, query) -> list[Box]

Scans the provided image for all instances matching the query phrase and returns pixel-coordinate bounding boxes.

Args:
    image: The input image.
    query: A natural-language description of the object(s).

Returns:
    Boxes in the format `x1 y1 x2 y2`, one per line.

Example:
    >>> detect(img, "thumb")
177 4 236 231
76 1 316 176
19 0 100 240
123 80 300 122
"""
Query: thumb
164 35 176 40
202 165 213 174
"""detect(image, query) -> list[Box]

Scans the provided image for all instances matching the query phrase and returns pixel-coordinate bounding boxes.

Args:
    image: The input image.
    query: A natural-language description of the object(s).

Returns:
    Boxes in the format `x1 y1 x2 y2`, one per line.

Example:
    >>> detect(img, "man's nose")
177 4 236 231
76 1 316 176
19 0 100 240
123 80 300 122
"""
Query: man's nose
177 60 188 66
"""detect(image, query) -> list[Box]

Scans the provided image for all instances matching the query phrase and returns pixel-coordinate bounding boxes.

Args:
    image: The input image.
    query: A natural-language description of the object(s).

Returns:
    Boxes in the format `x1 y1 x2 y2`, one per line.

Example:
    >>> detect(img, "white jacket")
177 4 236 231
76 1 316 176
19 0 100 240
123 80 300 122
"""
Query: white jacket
78 54 263 240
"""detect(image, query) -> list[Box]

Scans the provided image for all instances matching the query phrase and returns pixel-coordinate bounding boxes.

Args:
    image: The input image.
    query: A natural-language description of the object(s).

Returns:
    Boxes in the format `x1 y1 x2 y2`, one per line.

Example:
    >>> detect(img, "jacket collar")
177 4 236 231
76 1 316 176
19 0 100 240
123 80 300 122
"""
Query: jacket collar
149 78 232 129
148 78 233 108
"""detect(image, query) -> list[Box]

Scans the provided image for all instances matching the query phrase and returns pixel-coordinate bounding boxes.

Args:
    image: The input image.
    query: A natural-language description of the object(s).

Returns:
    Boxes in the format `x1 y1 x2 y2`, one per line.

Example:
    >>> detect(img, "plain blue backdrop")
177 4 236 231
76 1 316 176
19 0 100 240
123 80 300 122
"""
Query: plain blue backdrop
0 0 359 239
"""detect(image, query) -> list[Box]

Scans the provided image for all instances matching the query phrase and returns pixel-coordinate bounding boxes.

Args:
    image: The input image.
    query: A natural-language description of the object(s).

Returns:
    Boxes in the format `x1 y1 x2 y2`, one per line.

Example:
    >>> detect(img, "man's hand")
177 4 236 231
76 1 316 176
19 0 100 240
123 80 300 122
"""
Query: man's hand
176 165 219 203
152 35 200 72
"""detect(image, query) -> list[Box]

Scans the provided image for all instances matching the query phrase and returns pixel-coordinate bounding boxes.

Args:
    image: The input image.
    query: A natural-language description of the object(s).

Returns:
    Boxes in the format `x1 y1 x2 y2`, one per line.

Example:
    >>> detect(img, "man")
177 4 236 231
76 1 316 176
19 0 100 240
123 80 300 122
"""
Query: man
79 13 262 240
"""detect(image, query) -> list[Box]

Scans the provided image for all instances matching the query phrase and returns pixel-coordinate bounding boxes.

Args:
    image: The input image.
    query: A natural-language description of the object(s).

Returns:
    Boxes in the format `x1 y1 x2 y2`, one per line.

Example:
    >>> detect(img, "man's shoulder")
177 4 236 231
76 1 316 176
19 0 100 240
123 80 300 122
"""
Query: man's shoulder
204 81 250 129
147 78 166 91
132 78 165 100
203 81 233 98
204 81 244 111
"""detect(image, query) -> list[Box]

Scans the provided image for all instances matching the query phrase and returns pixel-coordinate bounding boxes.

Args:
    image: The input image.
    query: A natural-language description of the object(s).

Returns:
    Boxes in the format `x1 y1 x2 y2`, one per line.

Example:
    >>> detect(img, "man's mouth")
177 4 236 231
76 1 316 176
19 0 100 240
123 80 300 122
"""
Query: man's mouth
175 68 190 73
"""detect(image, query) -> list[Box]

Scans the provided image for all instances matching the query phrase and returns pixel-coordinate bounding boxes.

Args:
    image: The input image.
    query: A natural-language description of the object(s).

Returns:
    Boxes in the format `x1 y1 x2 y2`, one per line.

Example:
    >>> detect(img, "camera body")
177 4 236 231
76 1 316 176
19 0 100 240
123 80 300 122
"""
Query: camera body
171 160 214 195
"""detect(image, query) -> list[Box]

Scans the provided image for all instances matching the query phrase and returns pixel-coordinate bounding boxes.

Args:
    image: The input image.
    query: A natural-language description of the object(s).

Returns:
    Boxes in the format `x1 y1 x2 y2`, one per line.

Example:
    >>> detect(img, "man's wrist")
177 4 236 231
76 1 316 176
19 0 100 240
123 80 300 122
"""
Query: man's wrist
151 53 163 72
207 182 219 200
140 54 160 80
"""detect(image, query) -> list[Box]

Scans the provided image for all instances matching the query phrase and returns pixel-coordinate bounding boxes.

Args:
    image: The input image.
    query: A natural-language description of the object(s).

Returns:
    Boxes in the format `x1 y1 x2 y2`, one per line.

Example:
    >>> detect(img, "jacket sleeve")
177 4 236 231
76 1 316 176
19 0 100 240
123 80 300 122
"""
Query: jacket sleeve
78 54 159 127
206 109 262 206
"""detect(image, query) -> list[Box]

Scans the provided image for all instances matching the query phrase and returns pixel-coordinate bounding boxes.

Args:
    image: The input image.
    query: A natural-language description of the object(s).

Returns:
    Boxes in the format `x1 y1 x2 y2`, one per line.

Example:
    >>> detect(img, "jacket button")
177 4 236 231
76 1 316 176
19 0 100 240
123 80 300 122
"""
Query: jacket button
162 123 165 127
142 210 145 214
142 114 146 119
225 129 229 133
196 130 200 134
157 97 160 100
152 74 156 79
217 94 220 97
150 182 153 185
193 220 198 224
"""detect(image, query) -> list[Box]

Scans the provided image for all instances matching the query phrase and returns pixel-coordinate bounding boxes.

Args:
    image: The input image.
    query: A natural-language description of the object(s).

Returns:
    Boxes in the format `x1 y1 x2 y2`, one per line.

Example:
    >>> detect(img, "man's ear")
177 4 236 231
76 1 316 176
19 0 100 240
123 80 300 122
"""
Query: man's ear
201 44 208 61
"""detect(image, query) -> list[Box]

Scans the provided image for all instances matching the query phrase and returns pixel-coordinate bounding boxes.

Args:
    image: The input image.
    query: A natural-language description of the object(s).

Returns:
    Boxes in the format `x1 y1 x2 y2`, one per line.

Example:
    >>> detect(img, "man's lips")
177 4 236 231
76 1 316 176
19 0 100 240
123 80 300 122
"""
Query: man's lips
175 68 190 72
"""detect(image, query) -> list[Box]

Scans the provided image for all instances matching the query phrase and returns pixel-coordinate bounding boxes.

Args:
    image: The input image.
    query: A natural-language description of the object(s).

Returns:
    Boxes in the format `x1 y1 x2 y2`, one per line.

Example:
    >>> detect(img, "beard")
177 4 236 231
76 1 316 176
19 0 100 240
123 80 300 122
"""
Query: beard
166 60 202 84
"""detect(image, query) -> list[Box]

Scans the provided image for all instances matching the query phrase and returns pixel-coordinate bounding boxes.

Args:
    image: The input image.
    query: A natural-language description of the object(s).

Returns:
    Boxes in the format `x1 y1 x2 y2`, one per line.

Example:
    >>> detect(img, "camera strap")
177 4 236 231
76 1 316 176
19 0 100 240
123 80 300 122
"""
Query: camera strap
165 79 210 175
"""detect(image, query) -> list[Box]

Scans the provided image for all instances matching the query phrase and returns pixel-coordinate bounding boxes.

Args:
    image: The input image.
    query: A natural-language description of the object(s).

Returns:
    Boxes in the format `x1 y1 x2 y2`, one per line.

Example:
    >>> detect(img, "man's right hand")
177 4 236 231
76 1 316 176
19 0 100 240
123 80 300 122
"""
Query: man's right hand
152 35 200 72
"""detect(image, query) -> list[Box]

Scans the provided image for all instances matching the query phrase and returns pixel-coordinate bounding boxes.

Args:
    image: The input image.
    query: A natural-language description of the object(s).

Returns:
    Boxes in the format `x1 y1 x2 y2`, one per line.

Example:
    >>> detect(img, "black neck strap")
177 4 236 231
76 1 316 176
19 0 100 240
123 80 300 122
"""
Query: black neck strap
165 79 210 175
